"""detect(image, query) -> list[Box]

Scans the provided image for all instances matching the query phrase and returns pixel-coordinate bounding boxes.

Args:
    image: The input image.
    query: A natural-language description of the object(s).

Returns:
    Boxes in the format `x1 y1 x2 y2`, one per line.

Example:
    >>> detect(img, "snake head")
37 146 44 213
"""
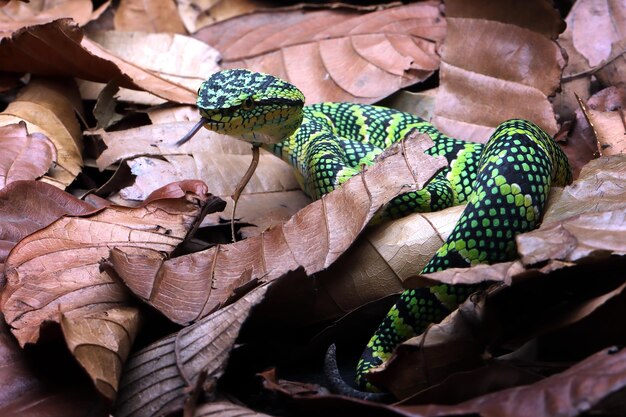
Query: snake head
192 69 305 145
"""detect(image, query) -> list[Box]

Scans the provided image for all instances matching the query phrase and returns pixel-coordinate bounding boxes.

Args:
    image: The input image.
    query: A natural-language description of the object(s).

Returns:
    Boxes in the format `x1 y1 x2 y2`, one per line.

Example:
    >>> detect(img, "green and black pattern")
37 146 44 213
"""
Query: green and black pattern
189 69 572 392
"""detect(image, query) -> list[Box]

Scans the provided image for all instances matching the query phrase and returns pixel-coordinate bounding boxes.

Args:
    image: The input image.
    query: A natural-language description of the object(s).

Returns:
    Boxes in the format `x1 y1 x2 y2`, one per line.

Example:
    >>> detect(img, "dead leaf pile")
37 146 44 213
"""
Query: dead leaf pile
0 0 625 416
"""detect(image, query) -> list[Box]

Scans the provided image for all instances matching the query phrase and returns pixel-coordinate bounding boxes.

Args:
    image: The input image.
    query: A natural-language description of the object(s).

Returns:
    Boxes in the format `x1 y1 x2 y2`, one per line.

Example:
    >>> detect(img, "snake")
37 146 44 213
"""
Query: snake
178 69 572 393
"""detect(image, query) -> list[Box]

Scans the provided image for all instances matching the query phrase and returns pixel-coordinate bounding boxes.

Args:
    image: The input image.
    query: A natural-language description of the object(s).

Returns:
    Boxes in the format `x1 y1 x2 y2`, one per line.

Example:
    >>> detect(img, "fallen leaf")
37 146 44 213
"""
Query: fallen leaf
0 78 83 187
114 284 268 417
433 0 565 141
109 132 448 324
0 180 98 275
192 398 274 417
79 30 220 105
577 86 626 156
0 19 197 103
0 0 93 36
113 0 186 34
0 180 223 399
178 0 268 32
194 2 445 103
0 122 57 188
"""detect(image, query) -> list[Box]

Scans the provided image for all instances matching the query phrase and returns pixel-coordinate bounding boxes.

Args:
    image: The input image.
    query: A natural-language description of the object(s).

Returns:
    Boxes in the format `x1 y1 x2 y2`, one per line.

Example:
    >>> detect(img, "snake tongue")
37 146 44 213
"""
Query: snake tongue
176 117 208 146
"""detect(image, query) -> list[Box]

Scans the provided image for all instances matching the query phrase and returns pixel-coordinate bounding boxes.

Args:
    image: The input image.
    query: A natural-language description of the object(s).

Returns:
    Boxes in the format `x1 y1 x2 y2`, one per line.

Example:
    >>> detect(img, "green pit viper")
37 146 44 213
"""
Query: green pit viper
177 69 572 394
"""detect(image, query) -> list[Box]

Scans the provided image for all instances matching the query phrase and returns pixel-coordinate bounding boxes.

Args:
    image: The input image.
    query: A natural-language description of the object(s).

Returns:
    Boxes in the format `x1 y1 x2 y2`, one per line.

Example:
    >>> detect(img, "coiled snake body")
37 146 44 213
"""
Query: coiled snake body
182 69 572 392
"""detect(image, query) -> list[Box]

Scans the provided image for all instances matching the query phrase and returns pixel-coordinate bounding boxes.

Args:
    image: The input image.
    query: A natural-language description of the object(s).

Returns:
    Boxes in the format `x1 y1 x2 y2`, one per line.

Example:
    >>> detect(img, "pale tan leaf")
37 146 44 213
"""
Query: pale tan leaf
0 78 83 187
433 0 565 141
61 306 141 401
114 285 268 417
194 3 445 103
114 0 186 34
109 132 448 324
177 0 268 33
0 122 57 188
79 30 220 105
580 87 626 156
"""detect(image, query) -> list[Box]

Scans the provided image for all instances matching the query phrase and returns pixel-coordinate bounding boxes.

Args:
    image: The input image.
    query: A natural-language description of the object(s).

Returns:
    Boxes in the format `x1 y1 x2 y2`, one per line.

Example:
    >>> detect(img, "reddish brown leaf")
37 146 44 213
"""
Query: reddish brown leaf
110 132 448 324
0 122 56 188
0 180 98 274
0 19 197 104
0 180 222 398
114 284 268 417
194 3 445 103
433 0 565 141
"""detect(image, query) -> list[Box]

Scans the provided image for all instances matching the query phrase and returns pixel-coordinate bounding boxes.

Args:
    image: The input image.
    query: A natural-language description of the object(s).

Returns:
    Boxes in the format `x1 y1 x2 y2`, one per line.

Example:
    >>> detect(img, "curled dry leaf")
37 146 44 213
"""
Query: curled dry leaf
0 180 98 274
577 86 626 157
433 0 565 141
114 284 268 417
79 30 220 105
398 347 626 417
0 180 223 399
109 132 448 324
194 2 445 103
0 78 82 188
0 122 57 188
178 0 267 33
0 19 197 104
113 0 186 34
311 204 465 323
0 0 93 36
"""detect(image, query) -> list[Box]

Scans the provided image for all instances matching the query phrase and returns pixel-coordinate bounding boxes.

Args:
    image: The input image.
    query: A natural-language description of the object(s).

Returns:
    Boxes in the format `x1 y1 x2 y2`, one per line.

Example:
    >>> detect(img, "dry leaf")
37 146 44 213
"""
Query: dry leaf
192 398 273 417
114 284 268 417
398 347 626 417
0 0 93 36
177 0 268 32
79 30 220 105
433 0 565 141
0 78 82 187
0 19 197 103
577 86 626 156
114 0 186 34
0 122 57 188
0 180 98 274
109 132 448 324
0 180 222 398
194 2 445 103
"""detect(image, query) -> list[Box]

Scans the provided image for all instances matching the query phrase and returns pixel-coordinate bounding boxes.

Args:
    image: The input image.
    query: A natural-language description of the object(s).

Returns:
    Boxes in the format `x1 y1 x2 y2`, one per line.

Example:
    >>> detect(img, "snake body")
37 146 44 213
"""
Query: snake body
188 69 572 391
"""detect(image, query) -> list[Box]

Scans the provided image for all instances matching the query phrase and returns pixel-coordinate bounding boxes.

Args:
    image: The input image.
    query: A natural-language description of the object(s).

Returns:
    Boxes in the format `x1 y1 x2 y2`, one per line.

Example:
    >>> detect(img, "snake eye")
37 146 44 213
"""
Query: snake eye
241 97 255 110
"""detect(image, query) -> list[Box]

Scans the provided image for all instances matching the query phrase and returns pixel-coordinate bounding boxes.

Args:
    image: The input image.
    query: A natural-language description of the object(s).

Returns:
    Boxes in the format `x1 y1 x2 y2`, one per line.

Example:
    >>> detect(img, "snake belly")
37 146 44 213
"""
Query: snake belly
265 104 572 390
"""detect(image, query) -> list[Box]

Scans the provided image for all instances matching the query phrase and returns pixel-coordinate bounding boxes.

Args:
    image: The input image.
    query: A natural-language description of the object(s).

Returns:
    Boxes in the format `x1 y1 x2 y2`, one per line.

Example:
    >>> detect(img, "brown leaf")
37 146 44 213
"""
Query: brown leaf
0 78 83 187
433 0 565 141
397 347 626 417
0 180 98 274
192 398 274 417
178 0 268 32
114 284 268 417
79 30 220 105
0 122 57 188
109 132 448 324
0 181 222 398
0 313 108 416
113 0 186 34
0 0 93 36
577 86 626 157
0 19 197 103
194 3 445 103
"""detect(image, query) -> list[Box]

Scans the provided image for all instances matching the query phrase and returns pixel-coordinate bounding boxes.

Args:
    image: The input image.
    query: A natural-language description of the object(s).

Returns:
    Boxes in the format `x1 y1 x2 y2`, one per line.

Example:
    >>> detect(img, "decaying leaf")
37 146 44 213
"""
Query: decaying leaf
113 0 186 34
0 78 82 187
0 180 98 274
576 86 626 157
0 122 57 188
191 398 274 417
114 284 268 417
433 0 565 141
109 132 448 324
0 0 93 36
0 181 223 399
178 0 269 33
79 30 220 105
0 19 197 103
194 2 445 103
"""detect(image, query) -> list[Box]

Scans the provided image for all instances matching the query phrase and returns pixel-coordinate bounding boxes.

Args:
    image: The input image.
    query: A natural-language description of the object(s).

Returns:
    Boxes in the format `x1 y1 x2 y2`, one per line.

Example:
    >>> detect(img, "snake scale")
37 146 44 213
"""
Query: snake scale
179 69 572 393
